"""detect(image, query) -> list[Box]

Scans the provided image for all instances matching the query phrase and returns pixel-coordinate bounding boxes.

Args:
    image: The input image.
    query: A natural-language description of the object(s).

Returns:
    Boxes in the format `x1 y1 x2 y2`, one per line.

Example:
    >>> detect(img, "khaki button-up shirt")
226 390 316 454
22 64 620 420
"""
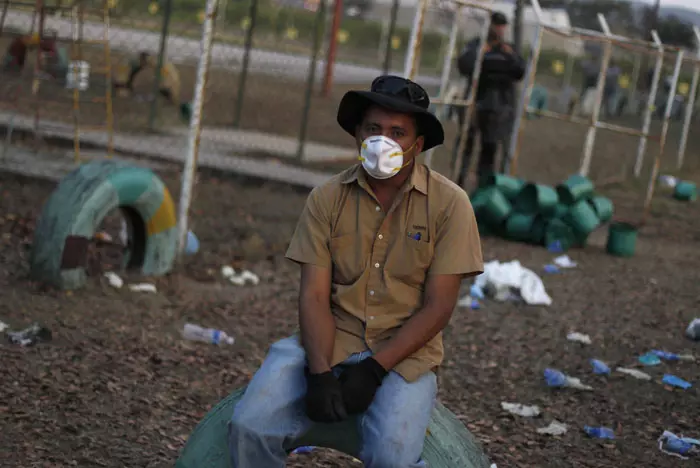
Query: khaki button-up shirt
285 163 483 382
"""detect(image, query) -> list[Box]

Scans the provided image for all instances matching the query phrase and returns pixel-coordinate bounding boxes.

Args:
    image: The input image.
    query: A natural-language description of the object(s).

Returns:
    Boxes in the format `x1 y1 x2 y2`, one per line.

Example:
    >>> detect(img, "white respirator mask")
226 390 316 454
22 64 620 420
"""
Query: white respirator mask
358 135 415 180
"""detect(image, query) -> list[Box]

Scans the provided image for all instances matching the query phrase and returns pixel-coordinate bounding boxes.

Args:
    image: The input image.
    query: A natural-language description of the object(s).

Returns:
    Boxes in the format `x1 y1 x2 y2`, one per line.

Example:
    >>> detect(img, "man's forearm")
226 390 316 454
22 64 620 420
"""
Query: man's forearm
372 305 452 371
299 298 336 373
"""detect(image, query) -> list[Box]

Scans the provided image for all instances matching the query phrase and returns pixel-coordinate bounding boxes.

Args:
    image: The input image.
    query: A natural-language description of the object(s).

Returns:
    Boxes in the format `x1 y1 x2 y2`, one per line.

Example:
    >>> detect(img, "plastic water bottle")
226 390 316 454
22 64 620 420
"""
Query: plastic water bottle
291 446 315 455
687 318 700 341
544 368 568 387
185 231 200 255
590 359 610 375
584 426 615 439
182 323 234 345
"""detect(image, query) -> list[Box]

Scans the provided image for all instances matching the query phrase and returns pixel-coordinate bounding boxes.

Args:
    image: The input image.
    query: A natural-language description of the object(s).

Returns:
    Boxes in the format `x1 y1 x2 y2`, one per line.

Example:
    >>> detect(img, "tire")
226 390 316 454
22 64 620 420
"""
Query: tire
175 384 491 468
30 160 178 290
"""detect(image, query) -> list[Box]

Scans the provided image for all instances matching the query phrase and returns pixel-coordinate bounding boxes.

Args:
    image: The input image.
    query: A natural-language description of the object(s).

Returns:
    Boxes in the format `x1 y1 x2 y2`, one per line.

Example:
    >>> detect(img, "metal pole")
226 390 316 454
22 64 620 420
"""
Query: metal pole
32 0 45 135
0 0 10 36
628 52 641 112
404 0 428 78
505 0 544 176
506 25 543 176
634 31 663 178
643 48 684 223
233 0 258 127
451 14 490 185
296 0 326 161
322 0 342 97
578 13 612 177
562 51 575 90
424 6 461 169
382 0 400 75
148 0 173 131
177 0 218 257
677 26 700 169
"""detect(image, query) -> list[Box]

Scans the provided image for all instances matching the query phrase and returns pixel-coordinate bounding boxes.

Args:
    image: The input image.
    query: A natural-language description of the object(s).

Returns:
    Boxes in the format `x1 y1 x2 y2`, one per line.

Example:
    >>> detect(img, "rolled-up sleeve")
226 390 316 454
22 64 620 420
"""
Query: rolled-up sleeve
429 190 483 277
285 187 332 268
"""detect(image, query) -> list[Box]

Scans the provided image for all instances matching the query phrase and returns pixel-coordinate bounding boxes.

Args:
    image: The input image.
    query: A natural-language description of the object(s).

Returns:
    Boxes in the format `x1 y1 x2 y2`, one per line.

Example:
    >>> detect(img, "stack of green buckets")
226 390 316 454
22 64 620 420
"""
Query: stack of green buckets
471 174 619 253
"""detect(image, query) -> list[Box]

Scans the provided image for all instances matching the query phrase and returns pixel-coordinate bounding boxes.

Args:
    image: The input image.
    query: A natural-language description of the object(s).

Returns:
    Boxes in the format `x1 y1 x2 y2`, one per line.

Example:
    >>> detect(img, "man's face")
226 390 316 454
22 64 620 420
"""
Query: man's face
356 105 424 162
489 24 506 42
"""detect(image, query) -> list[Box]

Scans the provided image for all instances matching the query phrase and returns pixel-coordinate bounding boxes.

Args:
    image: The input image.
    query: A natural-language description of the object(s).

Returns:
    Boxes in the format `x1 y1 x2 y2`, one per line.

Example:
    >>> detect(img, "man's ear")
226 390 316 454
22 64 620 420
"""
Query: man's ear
355 125 363 146
416 135 425 153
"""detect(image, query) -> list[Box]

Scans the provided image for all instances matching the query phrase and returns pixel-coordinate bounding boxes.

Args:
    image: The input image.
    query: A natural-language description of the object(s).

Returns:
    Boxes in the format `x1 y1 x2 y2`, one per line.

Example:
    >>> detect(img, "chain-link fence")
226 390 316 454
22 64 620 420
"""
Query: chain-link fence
1 0 697 177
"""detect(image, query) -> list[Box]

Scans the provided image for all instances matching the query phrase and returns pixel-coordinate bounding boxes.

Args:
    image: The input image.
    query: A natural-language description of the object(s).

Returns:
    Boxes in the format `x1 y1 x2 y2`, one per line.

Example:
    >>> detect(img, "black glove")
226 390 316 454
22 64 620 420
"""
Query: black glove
304 369 348 423
338 357 389 415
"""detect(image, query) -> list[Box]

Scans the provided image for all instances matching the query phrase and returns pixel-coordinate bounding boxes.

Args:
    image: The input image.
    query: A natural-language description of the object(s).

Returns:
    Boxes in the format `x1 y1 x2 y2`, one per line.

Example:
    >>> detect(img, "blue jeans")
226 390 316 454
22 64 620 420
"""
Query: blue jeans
228 336 437 468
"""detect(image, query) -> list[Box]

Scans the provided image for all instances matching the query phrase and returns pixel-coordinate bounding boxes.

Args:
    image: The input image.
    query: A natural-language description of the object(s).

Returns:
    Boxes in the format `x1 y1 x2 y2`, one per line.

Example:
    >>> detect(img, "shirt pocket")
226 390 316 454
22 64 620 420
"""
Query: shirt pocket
330 234 362 285
389 236 433 290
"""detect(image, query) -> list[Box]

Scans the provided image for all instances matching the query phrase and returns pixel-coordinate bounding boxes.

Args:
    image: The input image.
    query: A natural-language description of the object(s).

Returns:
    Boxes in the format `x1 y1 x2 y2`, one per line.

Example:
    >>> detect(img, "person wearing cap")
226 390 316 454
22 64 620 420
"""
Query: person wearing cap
455 11 526 187
228 75 483 467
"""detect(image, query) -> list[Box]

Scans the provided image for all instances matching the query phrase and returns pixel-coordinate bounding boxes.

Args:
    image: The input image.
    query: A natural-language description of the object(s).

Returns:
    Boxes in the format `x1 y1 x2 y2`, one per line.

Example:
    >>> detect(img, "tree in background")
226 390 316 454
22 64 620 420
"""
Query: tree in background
536 0 697 49
654 15 696 49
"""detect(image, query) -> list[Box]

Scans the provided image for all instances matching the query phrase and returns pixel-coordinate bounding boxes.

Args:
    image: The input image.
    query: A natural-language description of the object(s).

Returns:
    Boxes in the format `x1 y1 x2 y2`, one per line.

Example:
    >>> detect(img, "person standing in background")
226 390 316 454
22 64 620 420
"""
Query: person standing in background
454 12 525 189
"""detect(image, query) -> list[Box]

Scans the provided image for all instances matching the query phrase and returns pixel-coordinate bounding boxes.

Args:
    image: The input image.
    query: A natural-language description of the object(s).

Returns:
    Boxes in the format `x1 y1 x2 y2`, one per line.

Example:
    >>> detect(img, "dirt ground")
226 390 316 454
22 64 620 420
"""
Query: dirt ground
1 128 700 468
2 36 700 467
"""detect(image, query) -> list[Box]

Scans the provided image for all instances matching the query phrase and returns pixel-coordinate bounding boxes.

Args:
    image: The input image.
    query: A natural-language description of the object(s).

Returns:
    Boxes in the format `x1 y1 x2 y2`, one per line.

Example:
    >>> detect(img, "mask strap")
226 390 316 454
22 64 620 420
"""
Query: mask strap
358 142 368 162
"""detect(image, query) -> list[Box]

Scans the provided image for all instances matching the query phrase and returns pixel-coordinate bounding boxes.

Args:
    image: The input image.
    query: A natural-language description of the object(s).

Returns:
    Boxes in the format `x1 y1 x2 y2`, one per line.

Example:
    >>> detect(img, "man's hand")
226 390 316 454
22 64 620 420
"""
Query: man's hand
339 357 388 414
482 43 493 54
304 369 348 423
500 43 513 55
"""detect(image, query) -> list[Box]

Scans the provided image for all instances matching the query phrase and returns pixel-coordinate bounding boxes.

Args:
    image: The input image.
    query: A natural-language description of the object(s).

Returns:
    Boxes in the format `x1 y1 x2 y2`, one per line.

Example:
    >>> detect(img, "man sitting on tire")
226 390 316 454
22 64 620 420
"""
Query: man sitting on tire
227 75 484 467
455 12 525 188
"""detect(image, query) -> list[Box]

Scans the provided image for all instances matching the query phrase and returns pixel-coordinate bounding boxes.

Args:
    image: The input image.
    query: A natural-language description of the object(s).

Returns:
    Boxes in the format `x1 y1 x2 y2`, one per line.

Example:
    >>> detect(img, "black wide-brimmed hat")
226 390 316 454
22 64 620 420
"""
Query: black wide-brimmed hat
491 12 508 25
337 75 444 151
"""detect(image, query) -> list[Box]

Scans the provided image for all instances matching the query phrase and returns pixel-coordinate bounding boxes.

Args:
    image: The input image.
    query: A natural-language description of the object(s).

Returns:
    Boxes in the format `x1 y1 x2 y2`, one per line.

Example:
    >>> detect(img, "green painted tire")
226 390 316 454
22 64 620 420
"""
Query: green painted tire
175 385 492 468
30 160 178 290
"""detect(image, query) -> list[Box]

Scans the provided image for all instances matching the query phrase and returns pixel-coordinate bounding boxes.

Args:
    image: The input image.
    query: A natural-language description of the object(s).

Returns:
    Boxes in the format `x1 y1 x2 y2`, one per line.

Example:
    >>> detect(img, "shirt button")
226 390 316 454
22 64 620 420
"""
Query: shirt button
369 290 375 296
374 262 380 268
378 234 383 240
375 205 381 212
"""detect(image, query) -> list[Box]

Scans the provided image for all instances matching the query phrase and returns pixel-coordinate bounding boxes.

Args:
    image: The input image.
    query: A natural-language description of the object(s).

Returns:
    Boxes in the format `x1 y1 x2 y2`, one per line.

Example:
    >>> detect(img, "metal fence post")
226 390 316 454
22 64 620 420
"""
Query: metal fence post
148 0 173 131
322 0 342 97
382 0 400 75
578 13 613 177
633 31 663 178
233 0 258 128
643 47 684 223
177 0 218 257
404 0 428 79
451 13 490 186
296 0 326 161
677 26 700 169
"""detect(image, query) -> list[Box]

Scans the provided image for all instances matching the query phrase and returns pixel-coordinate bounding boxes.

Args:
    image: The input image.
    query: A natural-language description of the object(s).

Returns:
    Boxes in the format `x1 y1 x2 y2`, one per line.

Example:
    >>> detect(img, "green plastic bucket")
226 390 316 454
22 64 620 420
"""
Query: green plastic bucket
477 186 512 225
544 218 576 252
478 221 492 237
552 203 569 219
588 195 614 223
505 213 536 242
557 174 594 205
564 199 600 237
529 215 547 245
483 174 525 201
606 221 638 257
515 183 558 215
673 181 697 201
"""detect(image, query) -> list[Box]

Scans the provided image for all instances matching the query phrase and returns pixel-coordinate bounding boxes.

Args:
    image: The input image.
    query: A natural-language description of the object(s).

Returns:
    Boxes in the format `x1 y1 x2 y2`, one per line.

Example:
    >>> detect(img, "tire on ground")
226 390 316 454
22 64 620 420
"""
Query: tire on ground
175 385 492 468
30 160 178 290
